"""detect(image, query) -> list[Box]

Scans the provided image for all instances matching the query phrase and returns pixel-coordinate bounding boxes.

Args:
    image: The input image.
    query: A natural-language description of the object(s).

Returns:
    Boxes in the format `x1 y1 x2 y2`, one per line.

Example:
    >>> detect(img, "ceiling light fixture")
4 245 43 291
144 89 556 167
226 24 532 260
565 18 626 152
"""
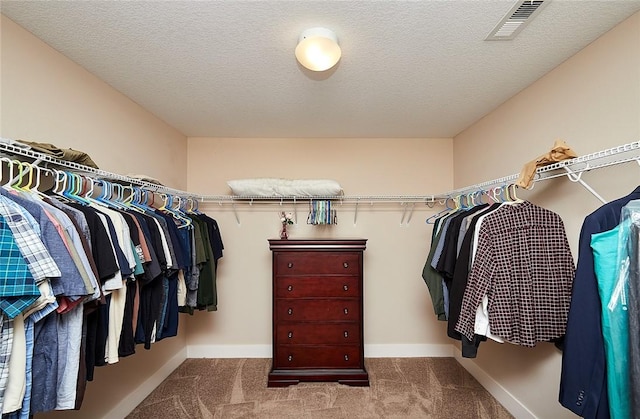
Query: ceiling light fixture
295 27 341 72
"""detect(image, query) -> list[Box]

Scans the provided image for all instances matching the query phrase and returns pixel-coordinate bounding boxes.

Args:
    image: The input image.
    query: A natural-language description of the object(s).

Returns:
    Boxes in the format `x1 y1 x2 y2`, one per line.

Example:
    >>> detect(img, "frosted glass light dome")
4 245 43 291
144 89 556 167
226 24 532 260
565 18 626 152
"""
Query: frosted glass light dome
295 27 341 72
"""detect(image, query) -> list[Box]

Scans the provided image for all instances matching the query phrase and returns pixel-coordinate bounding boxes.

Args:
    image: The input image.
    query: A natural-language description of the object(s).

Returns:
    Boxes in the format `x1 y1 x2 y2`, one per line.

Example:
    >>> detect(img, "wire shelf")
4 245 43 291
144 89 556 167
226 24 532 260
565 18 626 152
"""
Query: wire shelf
1 138 639 205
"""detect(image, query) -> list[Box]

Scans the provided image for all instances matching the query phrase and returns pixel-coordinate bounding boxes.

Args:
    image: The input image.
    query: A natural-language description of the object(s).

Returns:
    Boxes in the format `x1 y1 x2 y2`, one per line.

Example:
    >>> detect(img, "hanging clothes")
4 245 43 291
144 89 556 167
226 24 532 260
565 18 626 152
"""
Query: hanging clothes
0 170 223 417
307 200 337 225
591 221 630 419
423 195 575 358
570 199 640 419
627 221 640 415
447 203 501 357
560 186 640 419
454 201 574 347
422 210 456 321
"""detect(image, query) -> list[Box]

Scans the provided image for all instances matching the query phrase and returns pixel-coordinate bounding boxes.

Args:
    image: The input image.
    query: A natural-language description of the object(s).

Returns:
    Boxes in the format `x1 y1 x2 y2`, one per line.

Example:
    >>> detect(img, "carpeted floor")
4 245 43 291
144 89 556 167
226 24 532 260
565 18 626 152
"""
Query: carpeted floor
126 357 514 419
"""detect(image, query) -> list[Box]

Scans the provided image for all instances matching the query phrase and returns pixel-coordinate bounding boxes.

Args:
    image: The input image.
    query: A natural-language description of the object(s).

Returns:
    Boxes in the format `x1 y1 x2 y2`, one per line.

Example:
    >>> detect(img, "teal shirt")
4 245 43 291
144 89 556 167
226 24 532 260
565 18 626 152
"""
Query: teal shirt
591 224 630 419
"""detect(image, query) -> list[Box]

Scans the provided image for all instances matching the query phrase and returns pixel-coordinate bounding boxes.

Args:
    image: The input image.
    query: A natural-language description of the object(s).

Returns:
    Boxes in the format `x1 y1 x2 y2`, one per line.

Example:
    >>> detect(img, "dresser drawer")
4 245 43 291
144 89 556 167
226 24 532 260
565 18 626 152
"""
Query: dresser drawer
275 276 359 298
275 252 360 275
276 323 360 344
275 345 361 369
275 299 360 321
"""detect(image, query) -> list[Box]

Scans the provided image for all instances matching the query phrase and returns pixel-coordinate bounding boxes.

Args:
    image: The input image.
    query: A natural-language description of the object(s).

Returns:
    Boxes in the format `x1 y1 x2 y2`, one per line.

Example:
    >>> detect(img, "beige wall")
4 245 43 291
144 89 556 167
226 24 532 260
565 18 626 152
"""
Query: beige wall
186 137 454 350
453 11 640 419
0 15 188 418
0 15 187 189
2 6 639 418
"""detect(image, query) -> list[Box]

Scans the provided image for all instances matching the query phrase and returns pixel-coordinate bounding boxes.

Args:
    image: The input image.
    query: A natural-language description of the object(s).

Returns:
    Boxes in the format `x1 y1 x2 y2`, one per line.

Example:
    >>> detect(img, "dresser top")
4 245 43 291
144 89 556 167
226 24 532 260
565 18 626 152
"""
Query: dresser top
269 238 367 251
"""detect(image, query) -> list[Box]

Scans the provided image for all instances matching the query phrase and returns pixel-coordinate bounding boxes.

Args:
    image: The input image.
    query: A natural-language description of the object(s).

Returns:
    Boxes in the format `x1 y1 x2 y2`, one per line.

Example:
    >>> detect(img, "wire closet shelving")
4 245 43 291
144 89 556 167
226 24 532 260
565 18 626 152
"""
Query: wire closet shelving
0 138 638 207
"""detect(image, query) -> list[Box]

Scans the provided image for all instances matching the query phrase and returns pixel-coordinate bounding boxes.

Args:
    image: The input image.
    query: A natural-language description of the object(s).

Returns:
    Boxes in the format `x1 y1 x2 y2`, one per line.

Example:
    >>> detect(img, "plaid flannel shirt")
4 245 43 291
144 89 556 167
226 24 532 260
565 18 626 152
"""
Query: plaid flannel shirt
0 217 40 319
455 201 575 347
0 196 61 282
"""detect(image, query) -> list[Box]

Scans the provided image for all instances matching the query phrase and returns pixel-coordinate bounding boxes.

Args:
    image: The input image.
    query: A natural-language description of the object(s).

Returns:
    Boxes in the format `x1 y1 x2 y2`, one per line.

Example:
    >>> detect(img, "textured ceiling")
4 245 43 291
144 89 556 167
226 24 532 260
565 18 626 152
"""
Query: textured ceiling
2 0 640 138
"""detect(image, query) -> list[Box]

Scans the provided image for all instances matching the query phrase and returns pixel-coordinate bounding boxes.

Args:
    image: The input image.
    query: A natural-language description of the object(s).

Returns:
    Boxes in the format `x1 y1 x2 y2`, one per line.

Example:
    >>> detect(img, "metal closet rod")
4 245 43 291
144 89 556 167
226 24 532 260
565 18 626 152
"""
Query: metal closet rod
1 138 639 205
198 195 438 204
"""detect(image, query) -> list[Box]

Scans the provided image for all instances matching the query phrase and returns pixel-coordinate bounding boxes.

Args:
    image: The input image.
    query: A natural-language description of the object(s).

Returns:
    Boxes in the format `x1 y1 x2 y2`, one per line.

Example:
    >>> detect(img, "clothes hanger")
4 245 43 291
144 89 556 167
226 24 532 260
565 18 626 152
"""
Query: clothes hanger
50 169 74 202
75 174 94 205
185 197 195 214
490 186 502 203
475 189 489 205
5 159 25 190
508 184 524 203
125 186 145 214
18 161 38 192
498 183 522 205
135 188 155 213
165 194 193 228
54 170 72 200
130 188 156 214
192 197 202 214
10 161 28 191
153 192 188 226
156 193 168 211
110 183 130 210
425 196 455 224
120 185 146 214
87 178 108 206
456 194 466 210
62 172 92 205
24 162 50 200
1 158 15 189
465 192 475 208
51 169 65 196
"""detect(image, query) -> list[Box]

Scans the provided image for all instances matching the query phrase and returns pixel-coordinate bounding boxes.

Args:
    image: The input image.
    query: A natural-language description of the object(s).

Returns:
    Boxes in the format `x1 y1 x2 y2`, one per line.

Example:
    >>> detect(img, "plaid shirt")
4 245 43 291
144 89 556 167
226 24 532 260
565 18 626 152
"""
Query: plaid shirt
455 201 575 347
0 197 61 282
0 217 40 319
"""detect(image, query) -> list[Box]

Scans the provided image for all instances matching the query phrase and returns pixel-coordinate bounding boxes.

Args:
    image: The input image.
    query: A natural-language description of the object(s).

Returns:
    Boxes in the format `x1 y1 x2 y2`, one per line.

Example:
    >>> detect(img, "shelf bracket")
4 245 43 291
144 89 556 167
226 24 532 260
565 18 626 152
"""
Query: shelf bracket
232 202 240 225
354 199 360 225
563 166 607 204
400 202 408 225
293 196 297 224
403 203 416 226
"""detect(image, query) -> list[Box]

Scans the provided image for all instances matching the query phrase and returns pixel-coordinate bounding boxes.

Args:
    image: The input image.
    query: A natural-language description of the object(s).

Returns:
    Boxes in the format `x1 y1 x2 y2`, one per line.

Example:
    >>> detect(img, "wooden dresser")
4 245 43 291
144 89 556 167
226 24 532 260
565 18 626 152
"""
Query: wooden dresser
267 238 369 387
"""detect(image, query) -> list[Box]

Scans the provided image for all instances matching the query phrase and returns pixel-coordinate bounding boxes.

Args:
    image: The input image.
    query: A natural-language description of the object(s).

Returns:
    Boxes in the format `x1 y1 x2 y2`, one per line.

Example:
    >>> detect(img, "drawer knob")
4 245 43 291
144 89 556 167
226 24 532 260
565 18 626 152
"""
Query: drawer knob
287 285 293 291
288 308 293 315
343 308 349 315
288 331 293 339
343 284 349 291
288 262 293 268
288 355 293 362
343 262 349 268
344 355 349 361
344 331 349 338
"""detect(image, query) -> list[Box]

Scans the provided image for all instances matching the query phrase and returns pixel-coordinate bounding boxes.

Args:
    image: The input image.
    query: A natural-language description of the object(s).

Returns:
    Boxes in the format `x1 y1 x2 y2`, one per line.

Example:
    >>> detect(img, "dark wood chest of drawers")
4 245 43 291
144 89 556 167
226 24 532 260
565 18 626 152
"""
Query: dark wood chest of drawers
267 239 369 387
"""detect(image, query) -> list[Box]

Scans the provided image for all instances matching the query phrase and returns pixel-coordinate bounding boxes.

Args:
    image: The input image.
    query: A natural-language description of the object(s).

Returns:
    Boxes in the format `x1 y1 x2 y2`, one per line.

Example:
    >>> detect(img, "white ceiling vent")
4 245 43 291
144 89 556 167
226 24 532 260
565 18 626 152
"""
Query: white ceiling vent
486 0 548 41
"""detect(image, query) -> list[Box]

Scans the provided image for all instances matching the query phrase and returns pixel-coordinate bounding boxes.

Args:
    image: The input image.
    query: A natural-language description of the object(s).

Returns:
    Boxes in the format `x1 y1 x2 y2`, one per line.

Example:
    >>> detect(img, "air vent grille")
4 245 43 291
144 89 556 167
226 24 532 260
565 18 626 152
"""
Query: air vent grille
486 0 547 41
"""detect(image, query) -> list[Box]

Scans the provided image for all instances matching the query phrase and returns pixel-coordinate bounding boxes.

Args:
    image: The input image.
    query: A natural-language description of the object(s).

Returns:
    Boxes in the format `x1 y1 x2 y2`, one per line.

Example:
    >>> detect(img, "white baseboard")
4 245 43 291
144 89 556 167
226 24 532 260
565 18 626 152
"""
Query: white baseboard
364 343 454 357
187 344 272 358
454 353 536 419
103 346 187 419
185 343 453 359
